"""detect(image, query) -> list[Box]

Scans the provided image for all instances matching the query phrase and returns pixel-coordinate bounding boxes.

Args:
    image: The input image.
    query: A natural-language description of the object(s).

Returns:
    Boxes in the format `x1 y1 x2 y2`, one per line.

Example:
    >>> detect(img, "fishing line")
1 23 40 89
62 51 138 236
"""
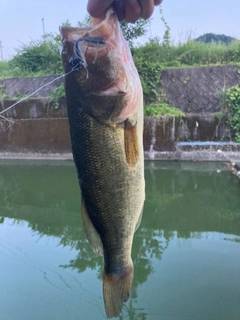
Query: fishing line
0 36 105 119
0 67 78 118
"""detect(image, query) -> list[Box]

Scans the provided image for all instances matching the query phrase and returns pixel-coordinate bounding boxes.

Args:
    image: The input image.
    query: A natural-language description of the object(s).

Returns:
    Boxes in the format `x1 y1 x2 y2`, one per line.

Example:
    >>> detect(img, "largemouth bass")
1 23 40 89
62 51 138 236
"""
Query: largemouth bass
60 8 145 318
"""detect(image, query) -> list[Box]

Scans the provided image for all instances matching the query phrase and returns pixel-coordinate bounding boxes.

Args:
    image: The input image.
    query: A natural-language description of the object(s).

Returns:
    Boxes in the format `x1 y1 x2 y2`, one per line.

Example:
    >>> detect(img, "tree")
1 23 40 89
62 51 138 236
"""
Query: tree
195 33 236 44
120 19 150 46
9 33 62 75
78 14 150 46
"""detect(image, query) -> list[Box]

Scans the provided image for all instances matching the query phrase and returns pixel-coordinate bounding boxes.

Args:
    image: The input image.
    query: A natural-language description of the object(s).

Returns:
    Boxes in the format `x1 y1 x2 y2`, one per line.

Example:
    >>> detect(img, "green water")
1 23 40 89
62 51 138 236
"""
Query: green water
0 161 240 320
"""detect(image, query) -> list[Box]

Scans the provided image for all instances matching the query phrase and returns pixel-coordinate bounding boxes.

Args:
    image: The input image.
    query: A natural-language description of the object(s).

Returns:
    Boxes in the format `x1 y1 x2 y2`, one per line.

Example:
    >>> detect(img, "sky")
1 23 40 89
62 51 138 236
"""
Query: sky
0 0 240 60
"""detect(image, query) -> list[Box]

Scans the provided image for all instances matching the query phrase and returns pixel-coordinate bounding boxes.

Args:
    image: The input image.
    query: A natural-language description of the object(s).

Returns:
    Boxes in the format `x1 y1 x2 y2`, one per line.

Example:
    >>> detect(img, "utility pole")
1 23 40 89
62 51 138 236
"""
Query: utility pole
0 41 3 61
42 18 45 37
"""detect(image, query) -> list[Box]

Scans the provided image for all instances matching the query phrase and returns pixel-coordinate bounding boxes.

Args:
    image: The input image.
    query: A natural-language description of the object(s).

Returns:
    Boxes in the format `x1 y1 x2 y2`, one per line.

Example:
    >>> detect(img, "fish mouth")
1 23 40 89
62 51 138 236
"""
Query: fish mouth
60 8 120 71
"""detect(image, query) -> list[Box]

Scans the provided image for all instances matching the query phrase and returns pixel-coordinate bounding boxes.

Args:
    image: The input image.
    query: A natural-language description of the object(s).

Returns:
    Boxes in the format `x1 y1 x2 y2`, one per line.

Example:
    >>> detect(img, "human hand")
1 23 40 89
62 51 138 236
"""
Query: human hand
87 0 163 23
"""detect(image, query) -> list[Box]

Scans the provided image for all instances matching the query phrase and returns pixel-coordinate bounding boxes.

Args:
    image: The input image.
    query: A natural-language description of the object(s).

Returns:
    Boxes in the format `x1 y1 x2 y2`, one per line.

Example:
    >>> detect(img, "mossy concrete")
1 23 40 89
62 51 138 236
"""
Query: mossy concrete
0 98 239 162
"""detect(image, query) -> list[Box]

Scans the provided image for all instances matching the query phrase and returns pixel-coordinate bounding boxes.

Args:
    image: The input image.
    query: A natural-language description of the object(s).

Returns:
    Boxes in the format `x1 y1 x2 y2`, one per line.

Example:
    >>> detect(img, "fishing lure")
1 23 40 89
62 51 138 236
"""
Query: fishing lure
69 37 106 75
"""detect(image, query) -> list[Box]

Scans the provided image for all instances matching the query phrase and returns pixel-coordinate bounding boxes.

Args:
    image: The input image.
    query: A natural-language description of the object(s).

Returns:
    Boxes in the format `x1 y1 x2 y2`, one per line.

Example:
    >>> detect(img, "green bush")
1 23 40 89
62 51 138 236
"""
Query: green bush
0 61 12 80
225 85 240 141
217 85 240 142
134 59 163 105
8 33 62 76
144 103 185 118
0 85 9 99
48 83 65 109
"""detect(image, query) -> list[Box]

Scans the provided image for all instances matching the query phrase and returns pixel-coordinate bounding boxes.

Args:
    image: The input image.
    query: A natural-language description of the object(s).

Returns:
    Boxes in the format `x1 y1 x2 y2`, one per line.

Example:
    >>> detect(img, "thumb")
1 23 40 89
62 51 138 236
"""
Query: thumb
87 0 113 19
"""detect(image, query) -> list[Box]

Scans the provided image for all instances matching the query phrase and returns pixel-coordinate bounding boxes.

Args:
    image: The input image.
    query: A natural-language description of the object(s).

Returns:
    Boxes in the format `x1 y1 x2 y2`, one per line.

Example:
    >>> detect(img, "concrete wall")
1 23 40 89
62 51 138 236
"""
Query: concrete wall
161 65 240 113
0 99 71 153
143 115 233 152
0 98 234 154
1 65 240 112
0 65 240 160
0 76 63 98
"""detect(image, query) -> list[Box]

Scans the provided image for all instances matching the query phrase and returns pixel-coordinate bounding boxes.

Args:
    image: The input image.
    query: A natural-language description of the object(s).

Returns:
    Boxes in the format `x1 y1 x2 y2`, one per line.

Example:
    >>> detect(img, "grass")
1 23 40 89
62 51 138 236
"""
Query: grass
0 62 53 80
0 85 9 99
132 38 240 68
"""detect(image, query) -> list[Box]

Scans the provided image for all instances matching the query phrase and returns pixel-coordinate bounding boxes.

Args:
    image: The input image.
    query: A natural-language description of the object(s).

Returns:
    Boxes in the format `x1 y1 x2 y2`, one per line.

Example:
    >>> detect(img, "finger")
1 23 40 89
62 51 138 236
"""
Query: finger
87 0 113 19
139 0 154 20
154 0 163 5
124 0 141 23
112 0 125 22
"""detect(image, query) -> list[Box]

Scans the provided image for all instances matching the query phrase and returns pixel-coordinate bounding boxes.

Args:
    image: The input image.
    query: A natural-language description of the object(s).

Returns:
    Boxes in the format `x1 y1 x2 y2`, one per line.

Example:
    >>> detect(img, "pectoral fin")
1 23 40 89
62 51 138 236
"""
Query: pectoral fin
124 117 139 167
81 196 103 256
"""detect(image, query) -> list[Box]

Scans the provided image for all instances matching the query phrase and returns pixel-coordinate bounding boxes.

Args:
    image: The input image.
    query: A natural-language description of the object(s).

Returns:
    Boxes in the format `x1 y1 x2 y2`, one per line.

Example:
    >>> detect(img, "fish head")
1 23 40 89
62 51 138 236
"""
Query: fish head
60 9 122 86
60 8 142 124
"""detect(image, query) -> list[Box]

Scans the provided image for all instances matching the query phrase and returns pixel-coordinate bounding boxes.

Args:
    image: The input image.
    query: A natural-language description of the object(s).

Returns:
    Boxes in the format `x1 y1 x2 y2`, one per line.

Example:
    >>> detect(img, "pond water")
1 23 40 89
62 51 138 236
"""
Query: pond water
0 161 240 320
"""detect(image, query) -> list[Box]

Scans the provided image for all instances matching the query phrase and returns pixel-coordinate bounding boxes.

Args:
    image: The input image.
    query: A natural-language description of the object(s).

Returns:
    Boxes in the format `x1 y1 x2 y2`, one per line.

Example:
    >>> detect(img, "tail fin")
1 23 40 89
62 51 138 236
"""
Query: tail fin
103 261 134 318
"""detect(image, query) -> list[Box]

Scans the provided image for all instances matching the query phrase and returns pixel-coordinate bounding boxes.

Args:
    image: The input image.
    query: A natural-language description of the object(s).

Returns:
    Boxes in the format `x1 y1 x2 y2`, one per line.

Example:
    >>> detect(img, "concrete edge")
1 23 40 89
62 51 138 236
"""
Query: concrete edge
0 151 239 162
0 153 73 160
144 151 240 162
0 151 239 179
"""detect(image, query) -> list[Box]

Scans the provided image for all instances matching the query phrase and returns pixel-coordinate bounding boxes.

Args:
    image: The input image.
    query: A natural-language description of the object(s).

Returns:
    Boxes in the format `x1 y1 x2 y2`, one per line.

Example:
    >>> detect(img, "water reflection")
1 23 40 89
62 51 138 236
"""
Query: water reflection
0 161 240 319
145 162 240 238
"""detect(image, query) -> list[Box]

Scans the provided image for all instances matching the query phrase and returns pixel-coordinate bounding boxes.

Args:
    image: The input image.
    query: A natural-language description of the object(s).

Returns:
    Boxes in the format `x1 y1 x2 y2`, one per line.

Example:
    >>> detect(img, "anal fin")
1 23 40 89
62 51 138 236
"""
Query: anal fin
124 117 139 167
81 195 103 256
134 206 144 233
